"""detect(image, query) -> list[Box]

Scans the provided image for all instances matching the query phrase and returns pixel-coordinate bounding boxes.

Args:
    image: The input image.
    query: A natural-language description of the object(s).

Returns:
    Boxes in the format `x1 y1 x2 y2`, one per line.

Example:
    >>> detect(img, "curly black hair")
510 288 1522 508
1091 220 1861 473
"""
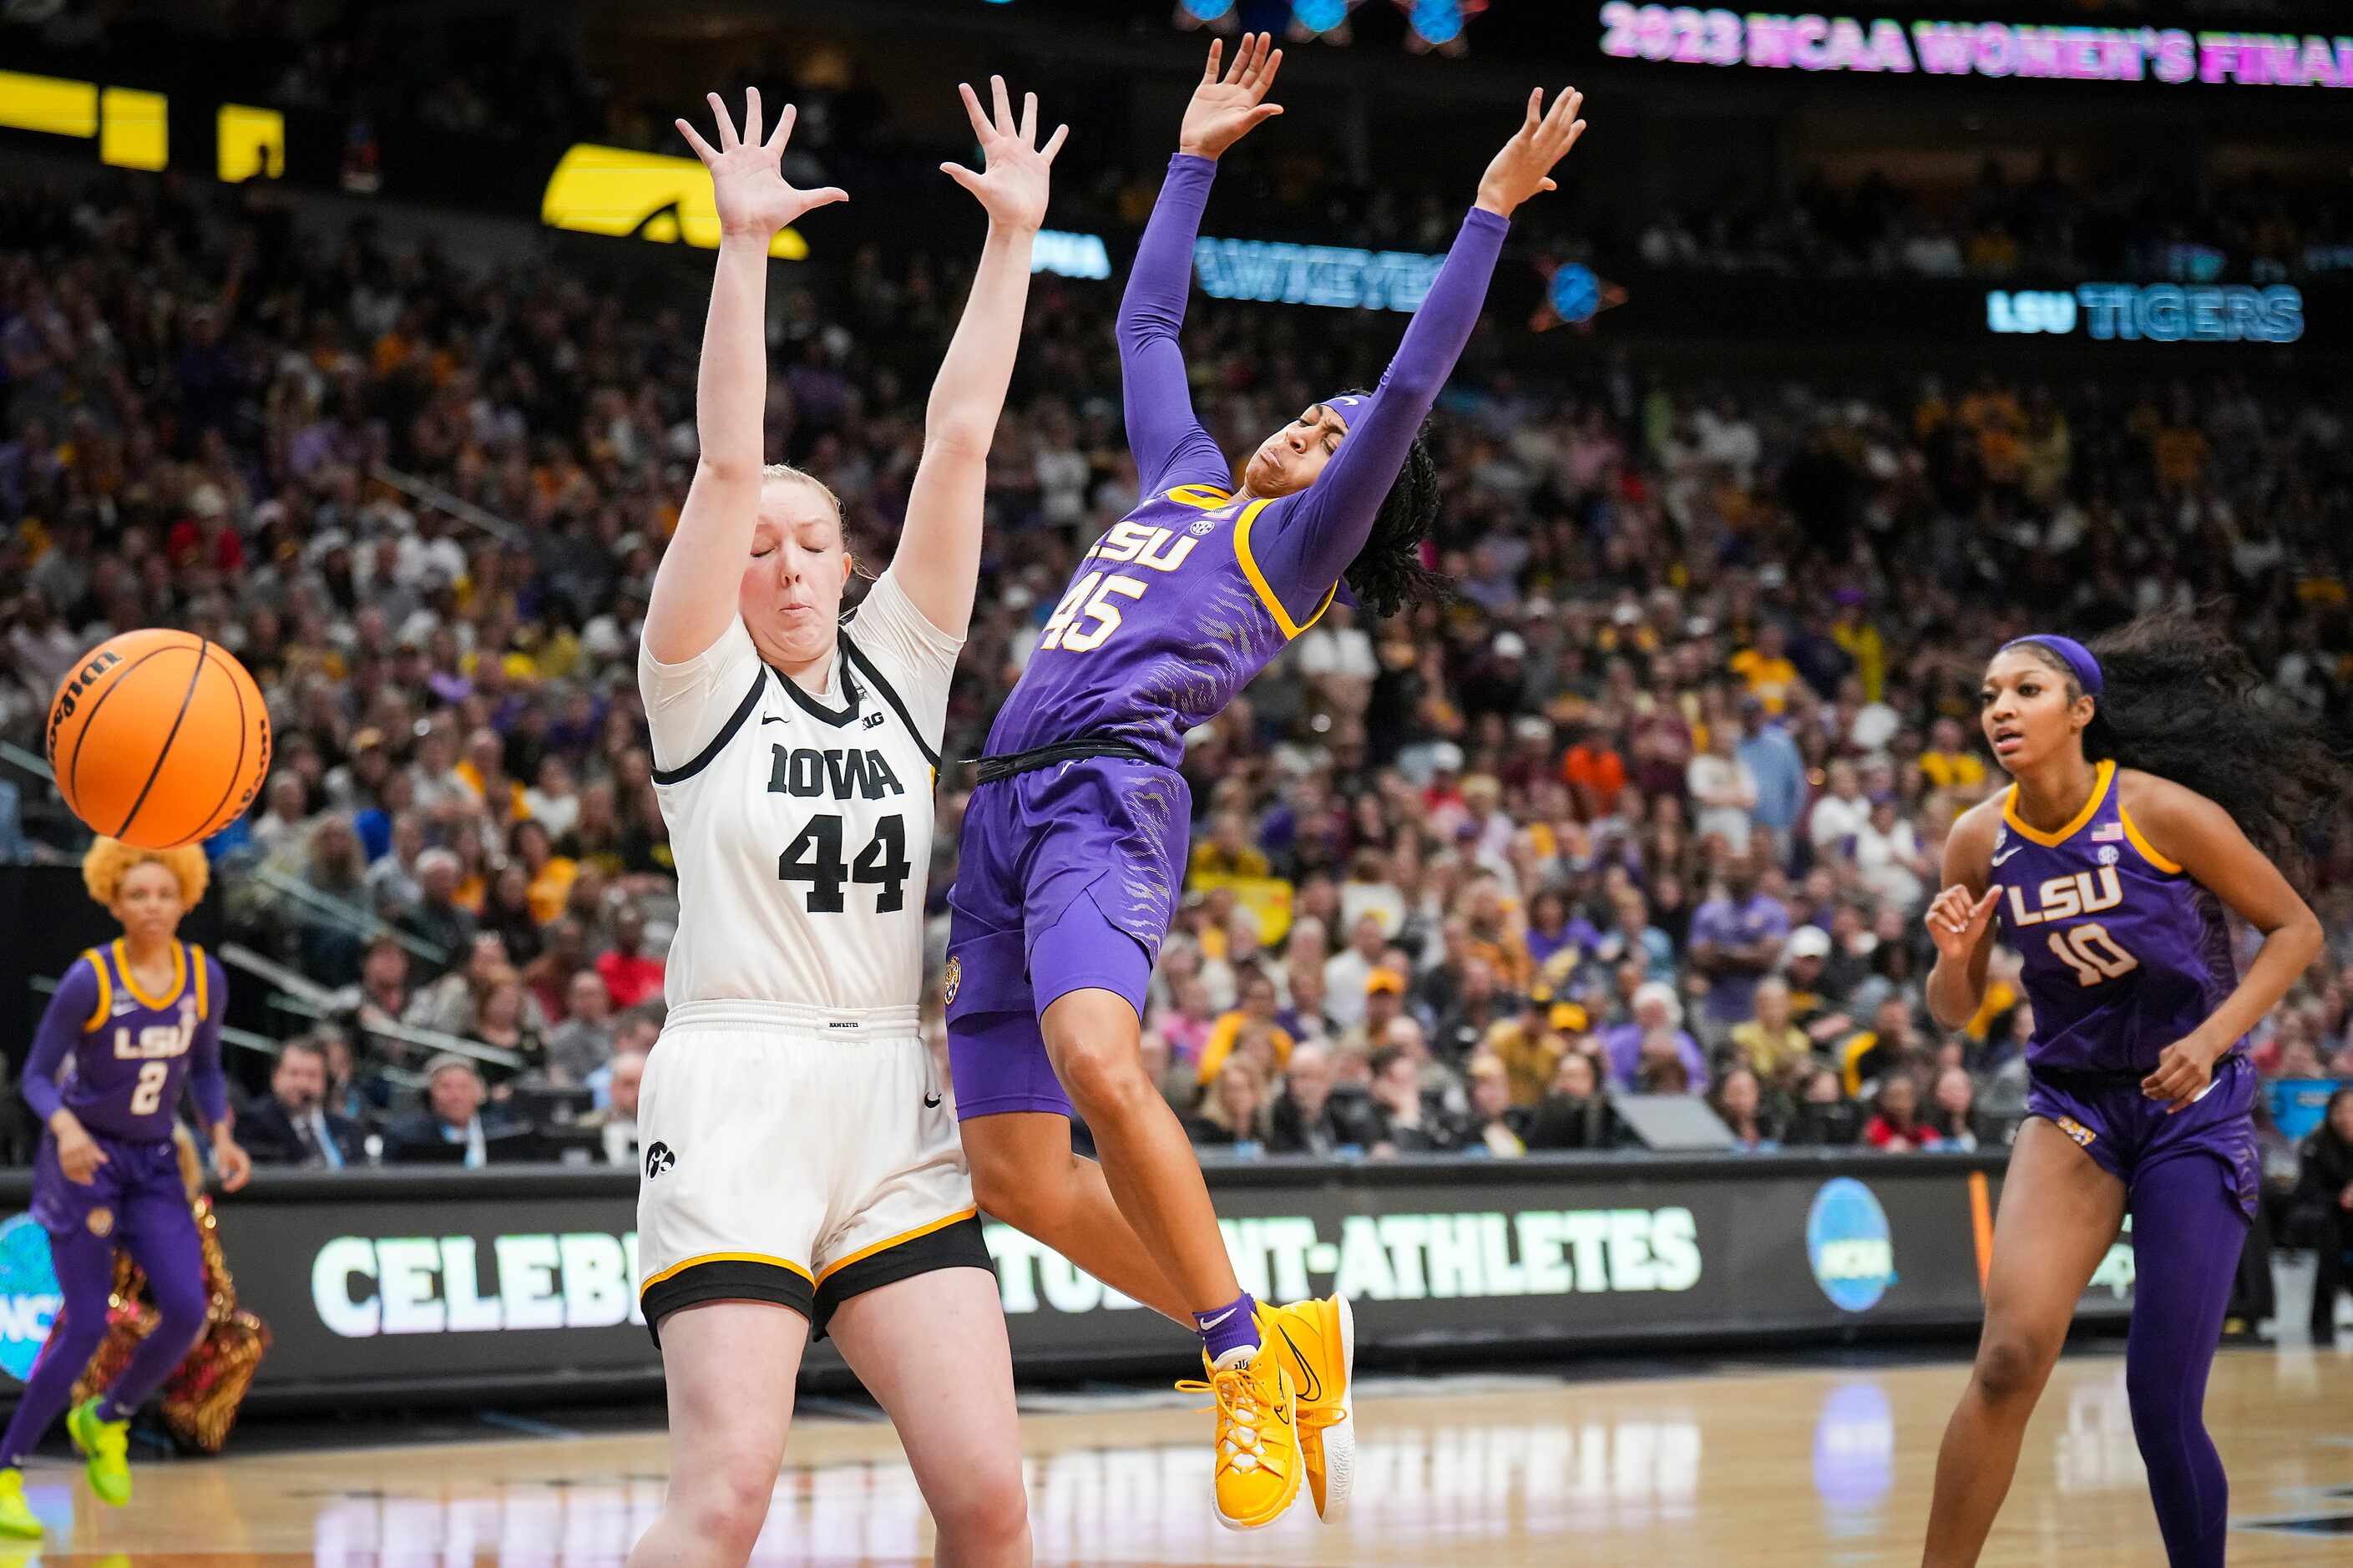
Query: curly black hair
1331 389 1447 617
2008 606 2353 883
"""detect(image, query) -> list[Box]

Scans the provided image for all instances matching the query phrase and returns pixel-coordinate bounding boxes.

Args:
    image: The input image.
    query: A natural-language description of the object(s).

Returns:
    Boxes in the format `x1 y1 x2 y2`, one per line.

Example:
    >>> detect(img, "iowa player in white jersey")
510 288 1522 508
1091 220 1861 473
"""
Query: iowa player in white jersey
627 83 1063 1568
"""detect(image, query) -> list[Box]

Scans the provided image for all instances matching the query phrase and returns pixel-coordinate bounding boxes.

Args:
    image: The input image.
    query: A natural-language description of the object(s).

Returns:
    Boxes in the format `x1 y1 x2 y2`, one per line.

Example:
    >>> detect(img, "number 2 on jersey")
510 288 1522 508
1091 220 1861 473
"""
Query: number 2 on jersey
129 1060 169 1115
779 813 912 914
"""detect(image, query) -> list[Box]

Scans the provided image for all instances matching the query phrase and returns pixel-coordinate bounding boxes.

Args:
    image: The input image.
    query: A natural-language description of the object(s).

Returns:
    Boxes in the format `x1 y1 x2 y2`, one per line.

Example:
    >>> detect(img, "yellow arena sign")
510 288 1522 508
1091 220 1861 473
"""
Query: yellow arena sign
540 144 807 260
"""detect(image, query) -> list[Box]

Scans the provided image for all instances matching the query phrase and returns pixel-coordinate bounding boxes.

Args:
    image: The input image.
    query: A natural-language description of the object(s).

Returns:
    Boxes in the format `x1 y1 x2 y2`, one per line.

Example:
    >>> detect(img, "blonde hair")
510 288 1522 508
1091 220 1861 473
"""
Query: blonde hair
759 462 843 515
83 836 209 908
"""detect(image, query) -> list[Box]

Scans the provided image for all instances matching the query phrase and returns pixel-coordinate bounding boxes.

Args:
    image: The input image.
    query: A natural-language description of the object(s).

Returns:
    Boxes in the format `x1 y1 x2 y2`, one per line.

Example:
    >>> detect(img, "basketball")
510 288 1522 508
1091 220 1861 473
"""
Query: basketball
45 629 272 852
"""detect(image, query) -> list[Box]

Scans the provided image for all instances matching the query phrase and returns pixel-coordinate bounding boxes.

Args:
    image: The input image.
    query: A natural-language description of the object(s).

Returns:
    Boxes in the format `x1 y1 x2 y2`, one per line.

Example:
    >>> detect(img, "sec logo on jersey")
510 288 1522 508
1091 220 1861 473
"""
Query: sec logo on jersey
942 956 962 1006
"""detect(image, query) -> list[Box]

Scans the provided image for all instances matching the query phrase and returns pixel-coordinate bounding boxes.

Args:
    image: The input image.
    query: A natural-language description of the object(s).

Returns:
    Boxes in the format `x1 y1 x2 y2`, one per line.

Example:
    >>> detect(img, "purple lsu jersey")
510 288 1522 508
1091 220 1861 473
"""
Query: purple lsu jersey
1991 760 2238 1076
38 941 222 1142
985 483 1334 769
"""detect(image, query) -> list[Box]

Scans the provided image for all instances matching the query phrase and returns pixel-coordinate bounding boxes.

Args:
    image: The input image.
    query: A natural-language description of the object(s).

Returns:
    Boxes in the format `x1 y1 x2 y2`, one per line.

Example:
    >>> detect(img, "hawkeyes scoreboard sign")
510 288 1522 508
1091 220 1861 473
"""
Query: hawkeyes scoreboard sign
0 1154 2131 1404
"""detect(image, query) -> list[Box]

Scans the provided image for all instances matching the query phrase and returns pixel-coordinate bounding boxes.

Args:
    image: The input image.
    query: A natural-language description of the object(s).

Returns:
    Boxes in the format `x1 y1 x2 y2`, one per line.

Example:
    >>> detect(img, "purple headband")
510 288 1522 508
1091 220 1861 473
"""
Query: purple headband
2001 634 2103 698
1318 393 1369 430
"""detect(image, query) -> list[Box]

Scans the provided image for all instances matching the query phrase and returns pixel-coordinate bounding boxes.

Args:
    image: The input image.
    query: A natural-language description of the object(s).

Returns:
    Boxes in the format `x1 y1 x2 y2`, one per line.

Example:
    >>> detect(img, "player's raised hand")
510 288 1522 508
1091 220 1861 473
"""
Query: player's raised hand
942 77 1068 234
1922 882 1999 965
1476 87 1587 219
676 88 847 242
1178 32 1283 161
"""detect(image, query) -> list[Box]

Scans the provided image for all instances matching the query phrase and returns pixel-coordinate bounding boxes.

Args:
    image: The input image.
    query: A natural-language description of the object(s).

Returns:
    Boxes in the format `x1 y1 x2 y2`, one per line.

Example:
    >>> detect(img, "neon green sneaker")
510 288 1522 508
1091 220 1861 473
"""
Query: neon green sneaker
0 1469 39 1538
67 1398 130 1506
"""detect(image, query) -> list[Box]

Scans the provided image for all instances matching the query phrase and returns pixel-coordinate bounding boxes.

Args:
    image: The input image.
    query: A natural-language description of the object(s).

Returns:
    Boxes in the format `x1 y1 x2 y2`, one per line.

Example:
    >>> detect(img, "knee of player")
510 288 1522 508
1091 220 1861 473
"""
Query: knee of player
1049 1035 1155 1120
672 1455 780 1550
929 1463 1030 1553
1971 1330 2057 1403
965 1150 1035 1227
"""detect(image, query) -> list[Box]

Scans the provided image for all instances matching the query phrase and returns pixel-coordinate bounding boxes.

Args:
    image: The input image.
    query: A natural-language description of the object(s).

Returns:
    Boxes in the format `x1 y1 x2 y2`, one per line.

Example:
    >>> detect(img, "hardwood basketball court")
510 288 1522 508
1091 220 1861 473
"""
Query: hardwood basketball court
4 1345 2346 1565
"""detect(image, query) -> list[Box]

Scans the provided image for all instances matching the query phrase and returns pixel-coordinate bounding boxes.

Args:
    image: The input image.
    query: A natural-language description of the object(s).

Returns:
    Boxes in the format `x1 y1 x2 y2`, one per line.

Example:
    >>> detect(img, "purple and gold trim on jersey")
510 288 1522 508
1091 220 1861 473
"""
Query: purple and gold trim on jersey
985 484 1338 770
1992 759 2239 1077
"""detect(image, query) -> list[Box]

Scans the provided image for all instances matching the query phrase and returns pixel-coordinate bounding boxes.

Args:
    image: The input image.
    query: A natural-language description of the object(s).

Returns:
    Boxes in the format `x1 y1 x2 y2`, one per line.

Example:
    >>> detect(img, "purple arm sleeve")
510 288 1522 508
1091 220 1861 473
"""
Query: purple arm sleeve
1117 154 1232 494
187 955 230 1127
1247 207 1509 620
22 958 97 1123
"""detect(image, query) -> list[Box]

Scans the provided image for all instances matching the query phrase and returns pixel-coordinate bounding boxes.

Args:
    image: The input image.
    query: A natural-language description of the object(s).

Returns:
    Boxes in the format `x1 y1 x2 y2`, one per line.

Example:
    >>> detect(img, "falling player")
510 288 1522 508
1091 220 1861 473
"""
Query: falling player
624 82 1061 1568
0 838 250 1537
944 33 1587 1530
1918 611 2347 1568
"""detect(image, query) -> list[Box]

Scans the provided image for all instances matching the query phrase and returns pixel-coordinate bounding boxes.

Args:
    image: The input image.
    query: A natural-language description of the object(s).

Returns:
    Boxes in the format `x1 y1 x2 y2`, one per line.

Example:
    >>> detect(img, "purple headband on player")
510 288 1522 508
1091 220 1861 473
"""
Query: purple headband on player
2001 634 2103 698
1318 393 1368 430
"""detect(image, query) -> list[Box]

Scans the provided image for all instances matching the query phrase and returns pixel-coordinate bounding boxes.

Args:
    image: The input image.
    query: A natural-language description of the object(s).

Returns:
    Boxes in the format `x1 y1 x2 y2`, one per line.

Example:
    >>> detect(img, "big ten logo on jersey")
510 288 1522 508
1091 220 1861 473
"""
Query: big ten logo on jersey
767 745 906 801
2005 867 2140 988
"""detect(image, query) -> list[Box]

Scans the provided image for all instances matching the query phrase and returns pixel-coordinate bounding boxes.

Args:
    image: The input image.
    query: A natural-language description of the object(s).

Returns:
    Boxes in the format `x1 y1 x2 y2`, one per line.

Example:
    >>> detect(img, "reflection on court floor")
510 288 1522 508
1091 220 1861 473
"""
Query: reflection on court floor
11 1348 2350 1566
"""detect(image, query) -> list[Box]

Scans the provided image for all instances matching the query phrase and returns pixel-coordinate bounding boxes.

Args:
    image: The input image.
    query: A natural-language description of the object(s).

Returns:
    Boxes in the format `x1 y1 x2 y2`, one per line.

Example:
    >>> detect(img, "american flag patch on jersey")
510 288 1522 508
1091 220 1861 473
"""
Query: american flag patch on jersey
2092 822 2124 841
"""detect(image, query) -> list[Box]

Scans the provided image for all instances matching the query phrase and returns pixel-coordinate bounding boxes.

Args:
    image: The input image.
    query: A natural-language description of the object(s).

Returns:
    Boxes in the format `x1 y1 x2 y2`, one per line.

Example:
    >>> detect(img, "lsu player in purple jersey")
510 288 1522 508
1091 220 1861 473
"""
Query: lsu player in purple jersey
1917 610 2348 1568
0 838 250 1538
944 33 1586 1529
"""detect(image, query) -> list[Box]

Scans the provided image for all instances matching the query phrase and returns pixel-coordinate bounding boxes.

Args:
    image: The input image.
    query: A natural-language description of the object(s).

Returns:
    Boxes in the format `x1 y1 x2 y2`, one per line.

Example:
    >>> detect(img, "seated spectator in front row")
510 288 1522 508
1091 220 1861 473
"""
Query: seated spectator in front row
1926 1065 1986 1151
1523 1051 1612 1151
1464 1055 1527 1158
240 1039 368 1168
385 1056 523 1166
1711 1065 1779 1152
1187 1060 1268 1150
1369 1044 1460 1154
1865 1074 1930 1151
1267 1043 1385 1155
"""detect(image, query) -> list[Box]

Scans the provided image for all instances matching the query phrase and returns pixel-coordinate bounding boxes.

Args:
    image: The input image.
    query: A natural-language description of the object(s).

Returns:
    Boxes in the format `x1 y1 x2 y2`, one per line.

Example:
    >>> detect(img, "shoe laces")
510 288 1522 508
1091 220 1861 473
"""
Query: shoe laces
1176 1364 1291 1482
88 1416 126 1463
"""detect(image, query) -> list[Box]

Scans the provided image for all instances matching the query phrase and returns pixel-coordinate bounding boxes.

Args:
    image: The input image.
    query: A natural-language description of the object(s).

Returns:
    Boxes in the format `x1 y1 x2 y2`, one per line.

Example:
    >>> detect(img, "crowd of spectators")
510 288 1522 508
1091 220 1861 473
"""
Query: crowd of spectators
0 134 2349 1207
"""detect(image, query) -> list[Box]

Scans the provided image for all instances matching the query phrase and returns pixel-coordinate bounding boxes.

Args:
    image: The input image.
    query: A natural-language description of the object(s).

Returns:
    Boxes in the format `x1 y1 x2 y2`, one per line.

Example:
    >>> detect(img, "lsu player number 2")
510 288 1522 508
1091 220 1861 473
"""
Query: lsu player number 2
780 813 913 913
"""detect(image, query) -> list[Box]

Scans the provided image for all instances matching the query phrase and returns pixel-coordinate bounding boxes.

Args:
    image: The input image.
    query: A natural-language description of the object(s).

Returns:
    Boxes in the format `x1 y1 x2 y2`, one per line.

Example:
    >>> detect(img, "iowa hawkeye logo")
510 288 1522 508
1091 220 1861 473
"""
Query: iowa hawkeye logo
767 746 907 801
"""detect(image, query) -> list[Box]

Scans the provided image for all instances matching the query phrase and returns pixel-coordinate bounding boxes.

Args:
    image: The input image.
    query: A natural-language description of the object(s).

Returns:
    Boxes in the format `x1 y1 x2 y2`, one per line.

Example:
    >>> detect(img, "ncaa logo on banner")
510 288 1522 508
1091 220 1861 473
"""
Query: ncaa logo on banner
0 1214 62 1381
1806 1178 1896 1313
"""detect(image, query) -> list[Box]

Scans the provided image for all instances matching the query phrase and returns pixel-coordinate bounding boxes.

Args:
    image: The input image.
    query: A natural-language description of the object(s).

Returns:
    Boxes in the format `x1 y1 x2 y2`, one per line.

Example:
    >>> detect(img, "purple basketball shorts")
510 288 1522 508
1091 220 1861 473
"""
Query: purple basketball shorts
2025 1050 2259 1221
943 757 1190 1120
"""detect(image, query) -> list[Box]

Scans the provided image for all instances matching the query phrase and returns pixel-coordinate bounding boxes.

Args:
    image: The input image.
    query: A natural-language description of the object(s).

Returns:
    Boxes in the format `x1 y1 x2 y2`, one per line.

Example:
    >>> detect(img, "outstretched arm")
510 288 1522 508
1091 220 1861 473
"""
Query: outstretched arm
895 78 1066 639
1250 89 1587 619
1119 34 1286 493
643 90 847 665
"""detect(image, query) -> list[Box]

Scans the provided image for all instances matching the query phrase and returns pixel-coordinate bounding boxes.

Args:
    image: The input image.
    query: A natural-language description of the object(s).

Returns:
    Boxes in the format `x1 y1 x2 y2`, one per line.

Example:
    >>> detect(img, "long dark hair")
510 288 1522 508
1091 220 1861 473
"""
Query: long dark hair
2011 606 2353 882
1333 389 1445 616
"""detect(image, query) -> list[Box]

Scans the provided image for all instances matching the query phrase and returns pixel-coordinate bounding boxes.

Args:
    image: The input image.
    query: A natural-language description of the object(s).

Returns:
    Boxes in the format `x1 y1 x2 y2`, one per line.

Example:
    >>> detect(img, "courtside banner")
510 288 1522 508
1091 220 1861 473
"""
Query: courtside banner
0 1155 2132 1404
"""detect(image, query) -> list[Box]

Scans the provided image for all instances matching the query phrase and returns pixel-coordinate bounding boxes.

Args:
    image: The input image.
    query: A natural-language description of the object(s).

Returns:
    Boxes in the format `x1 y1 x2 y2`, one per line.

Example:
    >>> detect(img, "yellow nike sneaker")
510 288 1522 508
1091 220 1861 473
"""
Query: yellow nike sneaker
0 1469 39 1538
1257 1293 1356 1520
68 1398 130 1506
1179 1348 1303 1530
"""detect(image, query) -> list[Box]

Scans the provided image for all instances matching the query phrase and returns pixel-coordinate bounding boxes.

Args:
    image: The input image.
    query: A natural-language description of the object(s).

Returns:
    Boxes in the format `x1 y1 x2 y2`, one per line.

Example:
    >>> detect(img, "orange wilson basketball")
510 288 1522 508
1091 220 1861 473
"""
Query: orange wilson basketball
46 629 272 851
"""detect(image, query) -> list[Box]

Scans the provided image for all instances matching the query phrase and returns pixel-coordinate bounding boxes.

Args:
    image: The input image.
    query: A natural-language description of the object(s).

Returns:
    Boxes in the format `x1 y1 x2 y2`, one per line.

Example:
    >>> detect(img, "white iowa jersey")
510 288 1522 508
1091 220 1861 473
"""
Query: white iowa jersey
640 570 958 1011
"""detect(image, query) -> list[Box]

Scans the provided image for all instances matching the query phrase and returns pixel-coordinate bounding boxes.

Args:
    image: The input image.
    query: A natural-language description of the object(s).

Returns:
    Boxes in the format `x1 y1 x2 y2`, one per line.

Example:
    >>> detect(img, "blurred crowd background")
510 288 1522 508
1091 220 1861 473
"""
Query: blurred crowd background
0 0 2348 1333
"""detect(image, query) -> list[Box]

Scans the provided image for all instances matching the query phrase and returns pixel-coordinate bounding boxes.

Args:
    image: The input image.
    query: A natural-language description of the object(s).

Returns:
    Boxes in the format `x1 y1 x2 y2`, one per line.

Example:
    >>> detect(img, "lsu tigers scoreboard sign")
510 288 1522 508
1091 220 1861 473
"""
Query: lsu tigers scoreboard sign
0 1155 2132 1405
